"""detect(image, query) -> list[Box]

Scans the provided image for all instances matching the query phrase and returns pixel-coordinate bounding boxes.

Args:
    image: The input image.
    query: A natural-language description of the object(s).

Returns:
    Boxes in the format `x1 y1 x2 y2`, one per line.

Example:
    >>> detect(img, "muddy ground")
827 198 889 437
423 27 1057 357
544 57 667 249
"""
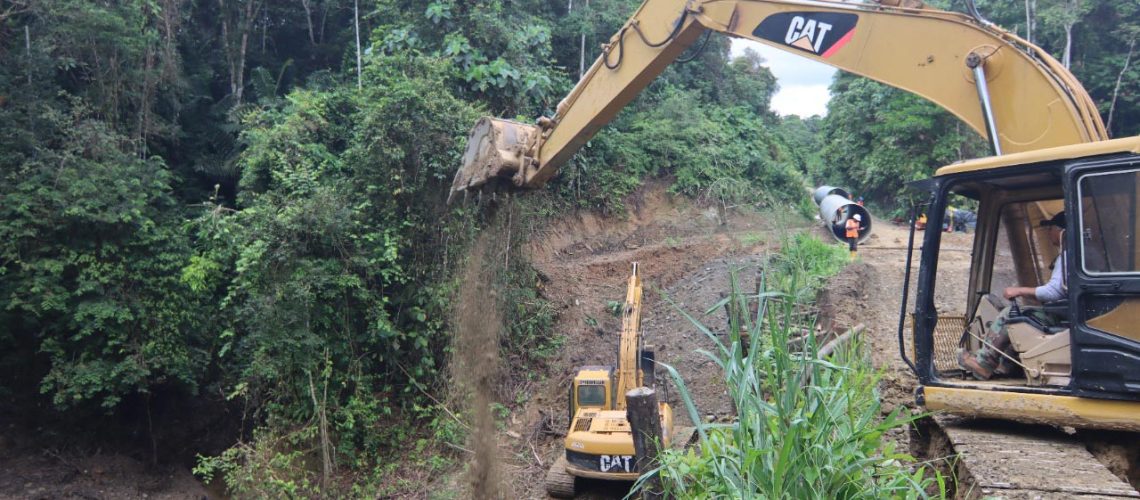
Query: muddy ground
0 393 223 499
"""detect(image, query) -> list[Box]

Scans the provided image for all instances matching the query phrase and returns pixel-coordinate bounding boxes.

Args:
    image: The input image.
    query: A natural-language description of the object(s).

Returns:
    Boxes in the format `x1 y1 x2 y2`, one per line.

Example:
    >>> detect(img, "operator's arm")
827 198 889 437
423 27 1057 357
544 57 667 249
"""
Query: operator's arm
1004 254 1065 302
1034 254 1066 302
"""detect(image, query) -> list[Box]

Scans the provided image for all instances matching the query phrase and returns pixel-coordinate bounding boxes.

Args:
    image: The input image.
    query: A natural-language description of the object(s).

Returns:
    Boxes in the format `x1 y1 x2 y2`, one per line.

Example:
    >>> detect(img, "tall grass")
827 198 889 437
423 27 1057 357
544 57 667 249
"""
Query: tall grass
770 232 849 304
636 235 944 499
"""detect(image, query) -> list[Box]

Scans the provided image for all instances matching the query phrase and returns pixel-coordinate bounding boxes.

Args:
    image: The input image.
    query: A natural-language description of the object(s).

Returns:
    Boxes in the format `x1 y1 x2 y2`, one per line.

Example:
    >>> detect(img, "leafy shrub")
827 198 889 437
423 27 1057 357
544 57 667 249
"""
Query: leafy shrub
0 101 207 410
551 86 810 214
193 427 321 498
188 54 487 490
770 232 850 303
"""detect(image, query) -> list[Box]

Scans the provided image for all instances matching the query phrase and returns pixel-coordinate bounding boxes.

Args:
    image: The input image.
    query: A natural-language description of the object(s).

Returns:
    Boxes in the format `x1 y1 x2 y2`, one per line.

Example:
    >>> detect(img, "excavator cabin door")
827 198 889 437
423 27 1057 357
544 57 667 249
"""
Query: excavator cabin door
1064 156 1140 399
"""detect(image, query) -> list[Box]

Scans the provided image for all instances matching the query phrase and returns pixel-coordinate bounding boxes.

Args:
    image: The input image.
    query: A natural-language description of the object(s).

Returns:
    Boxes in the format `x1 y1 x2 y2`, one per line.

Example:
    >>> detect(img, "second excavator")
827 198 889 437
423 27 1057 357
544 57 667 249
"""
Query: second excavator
544 263 694 498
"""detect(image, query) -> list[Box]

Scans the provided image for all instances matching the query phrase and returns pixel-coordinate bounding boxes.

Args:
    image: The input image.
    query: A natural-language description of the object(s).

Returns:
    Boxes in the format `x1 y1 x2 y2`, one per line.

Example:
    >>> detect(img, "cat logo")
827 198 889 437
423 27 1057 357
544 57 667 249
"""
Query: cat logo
753 12 859 59
785 17 834 53
599 454 634 473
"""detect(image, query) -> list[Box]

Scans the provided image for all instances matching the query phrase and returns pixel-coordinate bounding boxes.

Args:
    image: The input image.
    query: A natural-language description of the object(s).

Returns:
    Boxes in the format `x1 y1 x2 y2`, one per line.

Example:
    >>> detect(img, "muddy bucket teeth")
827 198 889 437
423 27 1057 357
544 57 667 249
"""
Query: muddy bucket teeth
448 117 540 204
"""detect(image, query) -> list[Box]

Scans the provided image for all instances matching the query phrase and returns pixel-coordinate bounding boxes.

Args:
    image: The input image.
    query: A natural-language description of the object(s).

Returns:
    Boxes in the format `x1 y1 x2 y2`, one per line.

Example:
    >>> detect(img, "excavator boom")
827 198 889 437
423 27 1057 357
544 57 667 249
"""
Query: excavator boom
615 263 644 410
449 0 1107 202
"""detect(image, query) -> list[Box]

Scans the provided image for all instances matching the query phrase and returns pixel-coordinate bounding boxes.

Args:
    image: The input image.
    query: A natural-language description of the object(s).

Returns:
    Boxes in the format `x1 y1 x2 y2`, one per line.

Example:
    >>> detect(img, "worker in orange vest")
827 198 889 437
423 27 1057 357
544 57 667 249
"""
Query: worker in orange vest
846 214 863 260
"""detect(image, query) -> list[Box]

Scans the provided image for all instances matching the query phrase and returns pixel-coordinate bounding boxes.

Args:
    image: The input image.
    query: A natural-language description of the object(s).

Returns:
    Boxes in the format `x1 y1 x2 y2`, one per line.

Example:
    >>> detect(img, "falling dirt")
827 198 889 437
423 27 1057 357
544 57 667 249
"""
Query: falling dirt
453 224 510 499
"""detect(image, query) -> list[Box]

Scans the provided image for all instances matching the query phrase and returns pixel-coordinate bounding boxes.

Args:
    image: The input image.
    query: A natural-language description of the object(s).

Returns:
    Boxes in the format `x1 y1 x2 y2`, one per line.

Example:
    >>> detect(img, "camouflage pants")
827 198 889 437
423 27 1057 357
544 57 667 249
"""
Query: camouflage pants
974 306 1062 373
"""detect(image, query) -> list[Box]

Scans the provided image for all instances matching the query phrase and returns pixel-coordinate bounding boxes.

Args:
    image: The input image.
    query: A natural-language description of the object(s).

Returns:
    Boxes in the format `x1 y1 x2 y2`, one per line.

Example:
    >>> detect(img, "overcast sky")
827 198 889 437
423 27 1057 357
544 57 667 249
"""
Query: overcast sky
730 39 837 117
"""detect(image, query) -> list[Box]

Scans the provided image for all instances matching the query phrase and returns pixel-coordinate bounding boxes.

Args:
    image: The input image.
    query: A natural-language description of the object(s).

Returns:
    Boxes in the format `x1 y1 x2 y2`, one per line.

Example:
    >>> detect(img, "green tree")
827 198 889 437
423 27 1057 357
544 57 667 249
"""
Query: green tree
820 74 987 207
186 54 487 463
777 115 825 182
975 0 1140 137
0 100 205 410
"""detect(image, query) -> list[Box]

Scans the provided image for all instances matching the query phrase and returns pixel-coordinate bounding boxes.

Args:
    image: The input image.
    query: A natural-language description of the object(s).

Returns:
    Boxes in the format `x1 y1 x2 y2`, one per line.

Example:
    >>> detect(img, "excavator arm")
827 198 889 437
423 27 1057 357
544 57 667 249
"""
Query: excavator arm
448 0 1108 202
615 263 644 411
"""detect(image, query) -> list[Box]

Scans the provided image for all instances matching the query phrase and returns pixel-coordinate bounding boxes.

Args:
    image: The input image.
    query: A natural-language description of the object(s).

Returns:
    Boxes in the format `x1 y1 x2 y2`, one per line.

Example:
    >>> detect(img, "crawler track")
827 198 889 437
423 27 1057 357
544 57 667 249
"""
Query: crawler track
935 416 1139 499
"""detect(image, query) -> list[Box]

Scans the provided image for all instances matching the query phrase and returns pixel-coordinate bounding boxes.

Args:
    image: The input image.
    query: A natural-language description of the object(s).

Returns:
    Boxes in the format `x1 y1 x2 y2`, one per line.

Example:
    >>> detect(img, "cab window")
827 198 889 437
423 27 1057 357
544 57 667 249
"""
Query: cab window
1077 167 1140 275
576 384 606 406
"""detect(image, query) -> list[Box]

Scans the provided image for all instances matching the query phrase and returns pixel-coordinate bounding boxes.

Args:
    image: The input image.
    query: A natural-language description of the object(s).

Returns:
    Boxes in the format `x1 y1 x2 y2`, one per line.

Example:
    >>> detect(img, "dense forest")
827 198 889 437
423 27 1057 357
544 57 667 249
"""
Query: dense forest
0 0 1136 495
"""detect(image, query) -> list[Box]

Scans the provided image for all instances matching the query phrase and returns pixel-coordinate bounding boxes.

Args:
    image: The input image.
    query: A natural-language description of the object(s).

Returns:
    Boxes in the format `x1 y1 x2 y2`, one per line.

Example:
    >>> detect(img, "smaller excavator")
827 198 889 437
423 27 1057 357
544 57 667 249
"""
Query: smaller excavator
544 263 692 498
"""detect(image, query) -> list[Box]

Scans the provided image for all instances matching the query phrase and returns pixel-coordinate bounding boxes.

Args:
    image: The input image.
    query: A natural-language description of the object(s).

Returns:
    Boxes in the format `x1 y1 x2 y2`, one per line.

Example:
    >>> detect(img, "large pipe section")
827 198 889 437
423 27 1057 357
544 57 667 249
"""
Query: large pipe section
813 186 873 244
813 185 850 205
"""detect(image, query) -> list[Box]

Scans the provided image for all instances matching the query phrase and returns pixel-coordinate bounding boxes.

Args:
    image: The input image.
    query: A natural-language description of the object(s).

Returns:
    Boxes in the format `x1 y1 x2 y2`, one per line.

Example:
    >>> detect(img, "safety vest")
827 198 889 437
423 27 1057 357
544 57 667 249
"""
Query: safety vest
845 218 860 239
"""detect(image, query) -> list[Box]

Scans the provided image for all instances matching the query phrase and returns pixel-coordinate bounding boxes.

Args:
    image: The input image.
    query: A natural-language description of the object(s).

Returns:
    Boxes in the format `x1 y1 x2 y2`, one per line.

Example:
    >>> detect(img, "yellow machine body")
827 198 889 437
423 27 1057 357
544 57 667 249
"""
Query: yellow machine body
555 265 676 483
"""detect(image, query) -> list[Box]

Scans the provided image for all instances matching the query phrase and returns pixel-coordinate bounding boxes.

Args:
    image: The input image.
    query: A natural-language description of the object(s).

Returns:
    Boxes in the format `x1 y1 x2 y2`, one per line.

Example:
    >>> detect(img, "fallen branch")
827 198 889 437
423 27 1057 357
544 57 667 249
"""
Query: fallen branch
394 362 471 432
530 442 544 468
795 325 866 389
786 334 808 351
819 324 865 358
444 442 474 454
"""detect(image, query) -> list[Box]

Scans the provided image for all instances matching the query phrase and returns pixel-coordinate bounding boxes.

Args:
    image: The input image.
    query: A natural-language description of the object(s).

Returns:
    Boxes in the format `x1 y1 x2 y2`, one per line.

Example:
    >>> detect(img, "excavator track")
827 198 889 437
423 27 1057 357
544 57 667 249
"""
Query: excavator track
670 426 698 451
545 456 577 499
933 416 1139 499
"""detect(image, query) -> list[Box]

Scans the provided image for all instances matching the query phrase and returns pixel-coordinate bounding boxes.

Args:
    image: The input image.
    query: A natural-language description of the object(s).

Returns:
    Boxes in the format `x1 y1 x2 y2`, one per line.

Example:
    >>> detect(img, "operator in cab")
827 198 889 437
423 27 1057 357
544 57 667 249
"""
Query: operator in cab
958 212 1067 380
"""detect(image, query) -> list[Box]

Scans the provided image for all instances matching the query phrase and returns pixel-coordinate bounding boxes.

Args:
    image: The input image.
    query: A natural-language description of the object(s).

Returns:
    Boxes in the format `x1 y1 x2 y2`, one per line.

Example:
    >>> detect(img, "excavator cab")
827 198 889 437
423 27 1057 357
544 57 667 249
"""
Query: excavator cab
906 138 1140 430
568 368 615 420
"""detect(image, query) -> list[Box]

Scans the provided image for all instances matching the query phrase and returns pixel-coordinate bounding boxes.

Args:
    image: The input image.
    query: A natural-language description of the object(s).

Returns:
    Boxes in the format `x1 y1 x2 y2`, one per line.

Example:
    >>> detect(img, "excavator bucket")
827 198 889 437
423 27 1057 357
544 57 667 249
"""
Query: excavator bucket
447 117 540 204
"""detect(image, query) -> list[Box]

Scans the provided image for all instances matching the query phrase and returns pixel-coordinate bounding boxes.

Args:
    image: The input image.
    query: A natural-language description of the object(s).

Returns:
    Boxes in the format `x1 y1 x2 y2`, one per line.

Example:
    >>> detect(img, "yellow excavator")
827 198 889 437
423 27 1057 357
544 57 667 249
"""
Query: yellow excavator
448 0 1140 494
544 263 692 497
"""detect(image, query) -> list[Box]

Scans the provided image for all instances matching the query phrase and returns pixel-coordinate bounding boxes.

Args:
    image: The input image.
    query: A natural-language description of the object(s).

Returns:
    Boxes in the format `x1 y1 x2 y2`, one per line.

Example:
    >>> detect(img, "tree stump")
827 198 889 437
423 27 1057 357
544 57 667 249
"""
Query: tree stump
626 387 664 499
